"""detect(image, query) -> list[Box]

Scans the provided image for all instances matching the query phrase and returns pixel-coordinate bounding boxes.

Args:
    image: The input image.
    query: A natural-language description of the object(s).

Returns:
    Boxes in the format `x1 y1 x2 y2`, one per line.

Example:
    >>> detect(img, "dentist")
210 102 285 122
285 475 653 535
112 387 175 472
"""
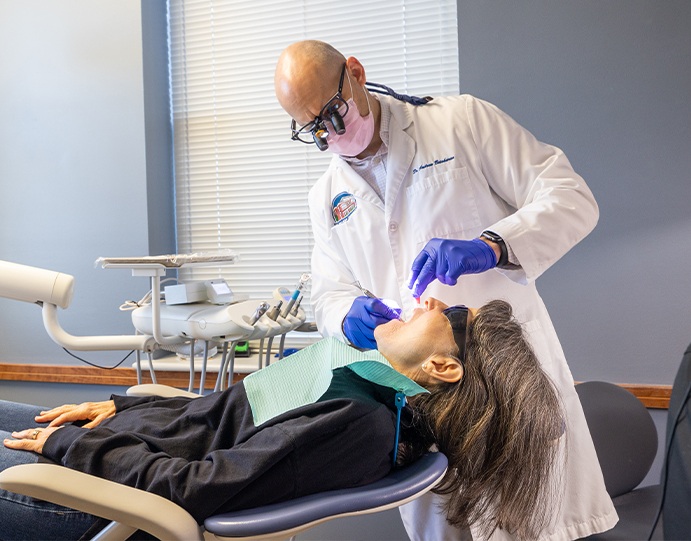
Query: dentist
275 40 616 541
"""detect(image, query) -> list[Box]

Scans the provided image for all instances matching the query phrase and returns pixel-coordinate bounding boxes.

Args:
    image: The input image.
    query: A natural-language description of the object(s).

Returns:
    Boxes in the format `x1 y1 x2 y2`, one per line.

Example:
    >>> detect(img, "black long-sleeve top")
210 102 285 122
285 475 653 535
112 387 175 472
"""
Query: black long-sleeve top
41 368 397 524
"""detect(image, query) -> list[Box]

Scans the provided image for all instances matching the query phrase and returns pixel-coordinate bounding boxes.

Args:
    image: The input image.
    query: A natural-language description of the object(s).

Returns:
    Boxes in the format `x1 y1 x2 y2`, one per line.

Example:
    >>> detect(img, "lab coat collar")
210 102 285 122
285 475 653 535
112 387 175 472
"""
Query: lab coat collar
327 96 416 214
385 94 415 131
330 156 385 211
382 96 416 216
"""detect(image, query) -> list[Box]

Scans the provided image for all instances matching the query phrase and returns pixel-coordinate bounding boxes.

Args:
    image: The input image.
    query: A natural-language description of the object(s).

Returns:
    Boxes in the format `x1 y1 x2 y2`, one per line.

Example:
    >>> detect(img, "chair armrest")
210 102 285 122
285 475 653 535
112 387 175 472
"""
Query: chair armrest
127 383 200 398
0 463 203 541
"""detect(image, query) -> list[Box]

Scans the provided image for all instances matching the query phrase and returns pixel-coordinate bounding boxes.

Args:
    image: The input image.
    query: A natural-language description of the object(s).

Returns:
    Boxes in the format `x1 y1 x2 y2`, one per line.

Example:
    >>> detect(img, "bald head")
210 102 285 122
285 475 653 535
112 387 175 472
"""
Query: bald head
275 40 346 124
276 40 345 78
274 40 382 157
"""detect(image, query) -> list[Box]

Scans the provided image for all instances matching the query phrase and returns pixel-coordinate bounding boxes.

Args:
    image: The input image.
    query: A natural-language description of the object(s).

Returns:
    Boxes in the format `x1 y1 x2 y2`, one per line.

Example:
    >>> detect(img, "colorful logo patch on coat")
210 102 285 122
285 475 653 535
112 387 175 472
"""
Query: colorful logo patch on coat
331 192 357 225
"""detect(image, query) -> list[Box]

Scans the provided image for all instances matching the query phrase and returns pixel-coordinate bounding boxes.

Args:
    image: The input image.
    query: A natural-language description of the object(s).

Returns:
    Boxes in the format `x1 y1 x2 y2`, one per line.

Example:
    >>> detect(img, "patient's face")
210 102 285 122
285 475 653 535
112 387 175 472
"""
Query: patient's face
375 297 465 378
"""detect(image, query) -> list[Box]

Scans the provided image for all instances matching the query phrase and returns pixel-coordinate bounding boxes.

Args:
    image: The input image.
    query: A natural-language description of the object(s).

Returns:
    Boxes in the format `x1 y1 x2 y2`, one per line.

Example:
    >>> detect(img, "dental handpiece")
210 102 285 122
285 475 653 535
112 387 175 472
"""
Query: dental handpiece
248 302 270 325
281 273 311 318
266 301 282 321
291 296 302 316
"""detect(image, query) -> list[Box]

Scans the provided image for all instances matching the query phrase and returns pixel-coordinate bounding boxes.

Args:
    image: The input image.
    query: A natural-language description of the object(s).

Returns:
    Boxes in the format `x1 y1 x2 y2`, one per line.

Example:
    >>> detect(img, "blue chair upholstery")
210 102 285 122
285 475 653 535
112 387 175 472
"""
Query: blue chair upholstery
0 452 447 541
205 451 448 539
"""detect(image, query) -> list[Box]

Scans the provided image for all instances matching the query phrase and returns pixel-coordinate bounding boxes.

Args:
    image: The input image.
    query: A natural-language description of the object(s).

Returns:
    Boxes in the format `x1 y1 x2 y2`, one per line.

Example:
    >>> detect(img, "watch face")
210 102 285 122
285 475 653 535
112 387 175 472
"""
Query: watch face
482 231 508 266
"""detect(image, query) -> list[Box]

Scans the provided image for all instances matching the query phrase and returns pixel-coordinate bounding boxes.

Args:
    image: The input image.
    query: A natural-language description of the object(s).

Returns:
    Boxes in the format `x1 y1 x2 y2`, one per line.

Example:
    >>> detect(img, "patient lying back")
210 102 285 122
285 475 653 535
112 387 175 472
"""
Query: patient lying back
4 297 563 540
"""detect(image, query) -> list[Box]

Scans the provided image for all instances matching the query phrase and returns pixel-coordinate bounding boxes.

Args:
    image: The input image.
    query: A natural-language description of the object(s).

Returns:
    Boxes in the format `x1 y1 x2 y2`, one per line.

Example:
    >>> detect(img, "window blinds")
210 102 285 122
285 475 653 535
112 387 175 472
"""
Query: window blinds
168 0 458 346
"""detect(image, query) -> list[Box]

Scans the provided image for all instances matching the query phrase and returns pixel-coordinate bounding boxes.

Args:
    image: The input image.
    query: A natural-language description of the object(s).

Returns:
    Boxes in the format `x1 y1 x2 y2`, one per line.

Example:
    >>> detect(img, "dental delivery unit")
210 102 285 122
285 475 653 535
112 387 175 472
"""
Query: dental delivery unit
0 252 309 393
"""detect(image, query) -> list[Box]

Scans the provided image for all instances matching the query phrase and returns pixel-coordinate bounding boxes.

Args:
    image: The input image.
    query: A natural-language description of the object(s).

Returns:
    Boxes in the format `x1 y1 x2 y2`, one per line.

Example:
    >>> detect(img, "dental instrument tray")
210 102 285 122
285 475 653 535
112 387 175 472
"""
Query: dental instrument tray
95 249 238 269
131 299 306 342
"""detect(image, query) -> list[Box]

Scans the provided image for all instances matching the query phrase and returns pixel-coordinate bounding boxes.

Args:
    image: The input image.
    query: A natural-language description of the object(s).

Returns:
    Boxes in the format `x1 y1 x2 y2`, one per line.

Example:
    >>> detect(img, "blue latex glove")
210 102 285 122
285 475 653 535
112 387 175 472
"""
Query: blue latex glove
408 237 497 298
342 296 402 350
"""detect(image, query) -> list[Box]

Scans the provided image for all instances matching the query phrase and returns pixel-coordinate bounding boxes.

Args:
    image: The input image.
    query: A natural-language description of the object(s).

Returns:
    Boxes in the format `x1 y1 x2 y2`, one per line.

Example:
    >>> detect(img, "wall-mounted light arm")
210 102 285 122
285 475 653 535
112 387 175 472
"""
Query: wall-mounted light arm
0 260 157 352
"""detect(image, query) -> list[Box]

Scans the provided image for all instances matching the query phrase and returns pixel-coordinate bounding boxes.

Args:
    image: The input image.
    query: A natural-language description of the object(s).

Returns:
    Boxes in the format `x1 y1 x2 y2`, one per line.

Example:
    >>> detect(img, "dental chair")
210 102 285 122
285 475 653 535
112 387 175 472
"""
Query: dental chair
577 348 691 541
0 258 448 540
0 433 447 541
0 382 449 540
576 381 661 540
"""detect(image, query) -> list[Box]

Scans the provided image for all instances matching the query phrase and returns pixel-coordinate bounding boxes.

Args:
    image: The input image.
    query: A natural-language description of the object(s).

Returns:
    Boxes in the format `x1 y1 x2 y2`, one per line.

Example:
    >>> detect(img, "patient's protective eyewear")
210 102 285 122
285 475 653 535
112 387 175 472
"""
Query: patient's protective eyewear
290 63 349 151
442 305 469 364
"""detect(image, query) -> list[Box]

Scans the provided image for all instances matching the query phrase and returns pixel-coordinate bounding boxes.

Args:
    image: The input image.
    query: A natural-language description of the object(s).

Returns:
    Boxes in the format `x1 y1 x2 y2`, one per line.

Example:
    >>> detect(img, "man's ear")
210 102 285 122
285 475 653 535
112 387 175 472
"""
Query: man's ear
346 56 366 85
422 355 464 383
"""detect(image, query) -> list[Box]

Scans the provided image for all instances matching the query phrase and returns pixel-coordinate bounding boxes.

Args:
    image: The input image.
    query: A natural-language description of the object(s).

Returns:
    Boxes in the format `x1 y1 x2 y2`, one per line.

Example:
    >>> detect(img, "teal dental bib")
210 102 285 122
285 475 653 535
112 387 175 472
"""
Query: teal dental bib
243 337 428 426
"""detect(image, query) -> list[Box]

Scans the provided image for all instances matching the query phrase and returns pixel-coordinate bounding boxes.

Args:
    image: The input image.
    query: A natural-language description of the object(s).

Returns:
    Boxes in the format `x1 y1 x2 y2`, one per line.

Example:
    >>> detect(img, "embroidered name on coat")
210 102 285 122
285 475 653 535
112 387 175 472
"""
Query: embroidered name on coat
413 155 455 175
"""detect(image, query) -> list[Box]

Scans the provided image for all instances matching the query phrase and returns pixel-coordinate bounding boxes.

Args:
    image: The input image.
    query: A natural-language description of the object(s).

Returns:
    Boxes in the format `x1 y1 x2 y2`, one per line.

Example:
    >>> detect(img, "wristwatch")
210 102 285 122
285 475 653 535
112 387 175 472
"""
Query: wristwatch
480 230 509 267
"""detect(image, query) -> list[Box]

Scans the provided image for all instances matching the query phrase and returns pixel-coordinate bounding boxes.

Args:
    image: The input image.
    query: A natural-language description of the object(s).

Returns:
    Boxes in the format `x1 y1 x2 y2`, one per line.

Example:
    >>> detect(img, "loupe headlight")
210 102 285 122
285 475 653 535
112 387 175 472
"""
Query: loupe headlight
312 100 347 150
291 118 330 151
289 83 349 152
313 122 329 151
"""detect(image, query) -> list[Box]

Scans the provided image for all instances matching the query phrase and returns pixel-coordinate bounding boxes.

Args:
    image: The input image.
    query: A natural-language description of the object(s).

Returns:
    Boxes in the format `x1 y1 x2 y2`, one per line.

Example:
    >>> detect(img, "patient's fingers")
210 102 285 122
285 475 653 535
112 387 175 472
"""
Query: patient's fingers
35 400 116 427
4 426 62 454
82 401 116 427
35 403 82 425
81 407 117 428
35 403 78 421
83 413 111 429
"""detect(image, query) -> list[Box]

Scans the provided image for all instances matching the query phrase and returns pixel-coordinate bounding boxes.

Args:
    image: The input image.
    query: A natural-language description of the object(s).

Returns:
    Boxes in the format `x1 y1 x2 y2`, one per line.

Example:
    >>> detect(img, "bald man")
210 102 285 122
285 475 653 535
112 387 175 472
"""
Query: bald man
275 40 617 541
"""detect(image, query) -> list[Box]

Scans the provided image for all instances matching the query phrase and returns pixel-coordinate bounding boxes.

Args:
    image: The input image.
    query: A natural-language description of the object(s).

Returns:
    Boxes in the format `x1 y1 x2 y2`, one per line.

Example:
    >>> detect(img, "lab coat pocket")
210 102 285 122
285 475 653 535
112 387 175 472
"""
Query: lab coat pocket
405 167 481 246
522 318 543 337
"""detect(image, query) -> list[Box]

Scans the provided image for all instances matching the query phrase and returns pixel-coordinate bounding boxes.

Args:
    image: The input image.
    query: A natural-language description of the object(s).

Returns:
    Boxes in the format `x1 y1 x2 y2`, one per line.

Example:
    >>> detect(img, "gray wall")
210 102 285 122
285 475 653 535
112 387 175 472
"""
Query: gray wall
457 1 691 386
2 1 688 380
0 0 171 368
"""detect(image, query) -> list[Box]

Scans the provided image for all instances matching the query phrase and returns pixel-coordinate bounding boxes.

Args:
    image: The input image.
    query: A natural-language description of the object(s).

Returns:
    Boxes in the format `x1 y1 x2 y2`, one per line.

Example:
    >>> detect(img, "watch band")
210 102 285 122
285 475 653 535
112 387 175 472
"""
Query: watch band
480 230 509 267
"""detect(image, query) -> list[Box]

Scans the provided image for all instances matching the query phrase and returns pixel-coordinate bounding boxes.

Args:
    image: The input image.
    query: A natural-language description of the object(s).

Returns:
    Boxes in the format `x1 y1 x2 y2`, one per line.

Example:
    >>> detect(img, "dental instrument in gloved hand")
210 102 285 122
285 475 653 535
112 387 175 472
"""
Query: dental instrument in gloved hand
353 280 404 316
408 237 497 298
342 296 401 350
353 281 377 299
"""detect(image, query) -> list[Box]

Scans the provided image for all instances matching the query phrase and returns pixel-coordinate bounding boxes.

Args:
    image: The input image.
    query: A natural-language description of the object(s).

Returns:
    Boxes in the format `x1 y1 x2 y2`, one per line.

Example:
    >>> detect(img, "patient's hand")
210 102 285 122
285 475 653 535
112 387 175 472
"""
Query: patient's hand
35 400 116 429
4 426 62 454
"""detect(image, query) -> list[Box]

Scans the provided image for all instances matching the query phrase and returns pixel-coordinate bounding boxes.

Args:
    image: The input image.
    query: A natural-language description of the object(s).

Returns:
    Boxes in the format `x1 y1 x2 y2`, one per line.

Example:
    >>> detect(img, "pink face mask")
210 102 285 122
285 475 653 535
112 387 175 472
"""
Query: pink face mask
325 77 375 158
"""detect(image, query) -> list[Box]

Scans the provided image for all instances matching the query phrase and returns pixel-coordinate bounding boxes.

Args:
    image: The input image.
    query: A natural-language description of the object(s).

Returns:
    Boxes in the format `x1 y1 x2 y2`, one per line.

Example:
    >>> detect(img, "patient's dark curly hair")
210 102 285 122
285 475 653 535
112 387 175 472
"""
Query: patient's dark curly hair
398 300 564 540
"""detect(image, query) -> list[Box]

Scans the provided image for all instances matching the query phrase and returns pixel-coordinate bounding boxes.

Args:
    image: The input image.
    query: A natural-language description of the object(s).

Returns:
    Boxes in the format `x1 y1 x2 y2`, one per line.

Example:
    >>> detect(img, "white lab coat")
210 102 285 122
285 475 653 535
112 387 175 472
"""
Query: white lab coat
307 94 618 540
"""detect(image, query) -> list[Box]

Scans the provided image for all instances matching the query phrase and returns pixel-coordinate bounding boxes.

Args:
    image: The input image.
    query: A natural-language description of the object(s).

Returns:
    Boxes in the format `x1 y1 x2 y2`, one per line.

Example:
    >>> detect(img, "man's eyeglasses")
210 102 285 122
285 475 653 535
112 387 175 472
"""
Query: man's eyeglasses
443 305 469 364
290 64 349 151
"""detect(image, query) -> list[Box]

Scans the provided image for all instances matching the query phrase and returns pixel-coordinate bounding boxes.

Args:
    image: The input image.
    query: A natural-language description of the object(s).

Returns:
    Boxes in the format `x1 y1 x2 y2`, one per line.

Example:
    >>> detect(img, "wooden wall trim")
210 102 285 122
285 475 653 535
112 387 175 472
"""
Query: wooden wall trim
617 383 671 410
0 363 671 408
0 363 236 390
